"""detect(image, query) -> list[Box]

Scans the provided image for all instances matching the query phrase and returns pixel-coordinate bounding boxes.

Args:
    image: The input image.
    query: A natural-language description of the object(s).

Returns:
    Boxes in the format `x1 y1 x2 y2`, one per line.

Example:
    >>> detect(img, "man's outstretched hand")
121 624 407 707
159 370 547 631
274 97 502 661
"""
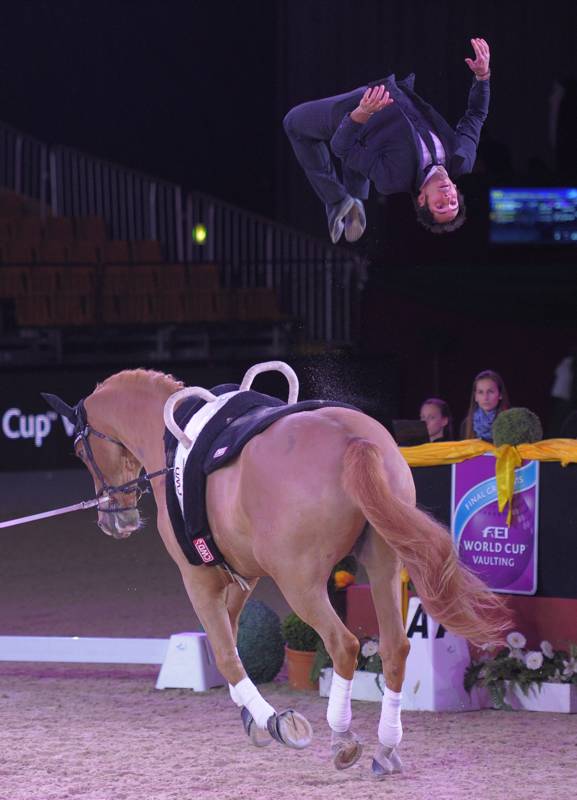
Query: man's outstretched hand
351 85 394 123
465 38 490 79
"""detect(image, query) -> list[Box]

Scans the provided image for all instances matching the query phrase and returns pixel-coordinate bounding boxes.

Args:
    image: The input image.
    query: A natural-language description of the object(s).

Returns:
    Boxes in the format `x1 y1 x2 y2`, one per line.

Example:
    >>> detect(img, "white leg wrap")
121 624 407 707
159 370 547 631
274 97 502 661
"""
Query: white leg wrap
228 649 242 705
378 687 403 748
326 671 353 733
228 682 242 706
231 676 276 729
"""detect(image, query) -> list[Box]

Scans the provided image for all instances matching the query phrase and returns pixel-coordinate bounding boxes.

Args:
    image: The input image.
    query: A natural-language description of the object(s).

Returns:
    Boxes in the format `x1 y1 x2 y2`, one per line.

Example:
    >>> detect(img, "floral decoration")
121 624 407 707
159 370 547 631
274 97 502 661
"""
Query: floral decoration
312 635 382 684
329 555 357 592
465 631 577 709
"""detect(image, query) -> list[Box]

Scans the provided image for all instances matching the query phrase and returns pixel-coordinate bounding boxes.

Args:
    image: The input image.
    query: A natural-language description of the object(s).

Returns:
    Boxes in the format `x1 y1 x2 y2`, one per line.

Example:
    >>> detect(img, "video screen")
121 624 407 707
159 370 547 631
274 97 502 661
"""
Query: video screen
490 188 577 244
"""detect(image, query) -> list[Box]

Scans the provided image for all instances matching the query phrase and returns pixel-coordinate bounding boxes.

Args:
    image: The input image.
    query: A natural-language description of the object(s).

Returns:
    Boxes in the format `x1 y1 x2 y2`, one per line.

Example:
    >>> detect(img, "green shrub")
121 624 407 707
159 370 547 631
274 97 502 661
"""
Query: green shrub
281 612 320 652
492 407 543 447
237 599 285 683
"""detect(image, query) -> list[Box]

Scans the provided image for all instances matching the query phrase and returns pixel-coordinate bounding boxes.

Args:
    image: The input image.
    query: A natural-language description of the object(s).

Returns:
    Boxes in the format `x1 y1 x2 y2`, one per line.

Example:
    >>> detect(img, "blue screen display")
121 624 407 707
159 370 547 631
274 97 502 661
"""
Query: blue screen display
490 188 577 244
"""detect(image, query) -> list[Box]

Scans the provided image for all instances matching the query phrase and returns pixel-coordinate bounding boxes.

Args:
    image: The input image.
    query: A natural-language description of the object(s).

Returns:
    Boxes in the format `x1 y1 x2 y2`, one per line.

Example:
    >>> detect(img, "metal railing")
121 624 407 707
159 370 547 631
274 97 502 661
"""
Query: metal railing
0 122 49 211
0 120 365 345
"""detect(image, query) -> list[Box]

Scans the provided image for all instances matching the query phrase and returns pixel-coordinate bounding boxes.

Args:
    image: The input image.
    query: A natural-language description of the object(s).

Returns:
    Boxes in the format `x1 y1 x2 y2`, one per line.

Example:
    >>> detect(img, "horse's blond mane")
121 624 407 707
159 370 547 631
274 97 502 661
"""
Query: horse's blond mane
95 369 184 395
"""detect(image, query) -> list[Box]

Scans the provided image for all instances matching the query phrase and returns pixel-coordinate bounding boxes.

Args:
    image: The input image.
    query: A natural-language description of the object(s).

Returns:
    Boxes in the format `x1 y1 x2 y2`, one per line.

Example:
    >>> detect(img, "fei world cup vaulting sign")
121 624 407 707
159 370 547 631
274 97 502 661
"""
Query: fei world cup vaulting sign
451 454 539 595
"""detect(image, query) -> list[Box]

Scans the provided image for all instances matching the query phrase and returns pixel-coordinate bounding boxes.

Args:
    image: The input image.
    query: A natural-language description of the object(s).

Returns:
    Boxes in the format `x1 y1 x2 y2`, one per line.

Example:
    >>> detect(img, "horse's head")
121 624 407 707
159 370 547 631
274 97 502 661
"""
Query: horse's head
42 392 144 539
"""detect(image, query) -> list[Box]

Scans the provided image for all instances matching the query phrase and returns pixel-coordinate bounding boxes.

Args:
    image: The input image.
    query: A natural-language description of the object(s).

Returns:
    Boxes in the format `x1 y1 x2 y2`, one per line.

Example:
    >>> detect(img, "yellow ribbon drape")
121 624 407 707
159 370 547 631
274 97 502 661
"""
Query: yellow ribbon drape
399 438 577 525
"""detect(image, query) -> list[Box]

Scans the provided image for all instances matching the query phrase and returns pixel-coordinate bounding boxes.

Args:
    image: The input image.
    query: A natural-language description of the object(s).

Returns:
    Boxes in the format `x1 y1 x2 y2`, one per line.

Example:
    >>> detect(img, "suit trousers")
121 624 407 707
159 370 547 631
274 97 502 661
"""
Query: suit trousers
283 87 371 216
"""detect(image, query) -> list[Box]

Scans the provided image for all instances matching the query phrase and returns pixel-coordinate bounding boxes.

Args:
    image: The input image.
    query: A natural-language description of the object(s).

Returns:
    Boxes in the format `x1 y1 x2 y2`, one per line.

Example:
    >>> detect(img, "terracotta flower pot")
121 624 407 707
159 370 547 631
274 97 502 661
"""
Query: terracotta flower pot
285 646 318 690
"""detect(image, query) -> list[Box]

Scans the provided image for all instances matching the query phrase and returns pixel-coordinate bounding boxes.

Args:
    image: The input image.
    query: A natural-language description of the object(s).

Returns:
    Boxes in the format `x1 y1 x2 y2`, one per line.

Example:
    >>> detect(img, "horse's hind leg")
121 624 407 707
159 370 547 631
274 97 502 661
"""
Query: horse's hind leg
358 528 410 778
273 575 363 769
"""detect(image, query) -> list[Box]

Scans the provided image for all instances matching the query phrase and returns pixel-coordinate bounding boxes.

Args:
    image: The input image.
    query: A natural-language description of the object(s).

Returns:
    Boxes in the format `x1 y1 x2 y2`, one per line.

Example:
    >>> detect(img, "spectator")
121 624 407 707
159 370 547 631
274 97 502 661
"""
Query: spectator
462 370 510 441
548 349 577 436
420 397 453 442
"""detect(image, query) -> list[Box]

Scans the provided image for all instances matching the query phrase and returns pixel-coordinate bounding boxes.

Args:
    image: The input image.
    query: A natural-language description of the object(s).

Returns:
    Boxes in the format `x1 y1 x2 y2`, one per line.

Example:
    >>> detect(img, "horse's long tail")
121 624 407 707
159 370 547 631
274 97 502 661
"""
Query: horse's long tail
343 438 511 647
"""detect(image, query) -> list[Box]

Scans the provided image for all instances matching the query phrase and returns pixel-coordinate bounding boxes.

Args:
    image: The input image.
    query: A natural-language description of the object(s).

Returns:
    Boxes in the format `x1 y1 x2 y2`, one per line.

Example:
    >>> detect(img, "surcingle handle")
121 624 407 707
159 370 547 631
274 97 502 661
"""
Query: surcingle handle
163 387 217 449
240 361 299 405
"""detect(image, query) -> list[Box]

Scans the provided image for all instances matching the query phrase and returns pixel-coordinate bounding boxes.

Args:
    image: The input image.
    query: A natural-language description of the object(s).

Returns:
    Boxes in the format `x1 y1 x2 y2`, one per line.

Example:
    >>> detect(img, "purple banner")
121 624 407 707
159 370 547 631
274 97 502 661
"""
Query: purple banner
451 454 539 595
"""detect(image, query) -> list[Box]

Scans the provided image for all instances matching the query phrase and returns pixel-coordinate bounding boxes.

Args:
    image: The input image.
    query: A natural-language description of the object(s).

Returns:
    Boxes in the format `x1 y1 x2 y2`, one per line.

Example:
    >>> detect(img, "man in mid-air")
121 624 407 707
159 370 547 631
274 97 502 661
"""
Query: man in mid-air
283 38 491 243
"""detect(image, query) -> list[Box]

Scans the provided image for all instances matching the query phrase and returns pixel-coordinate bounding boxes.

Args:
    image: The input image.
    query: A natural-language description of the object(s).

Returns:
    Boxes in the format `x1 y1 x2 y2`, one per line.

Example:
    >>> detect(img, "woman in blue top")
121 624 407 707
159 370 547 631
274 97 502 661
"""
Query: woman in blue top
462 370 510 441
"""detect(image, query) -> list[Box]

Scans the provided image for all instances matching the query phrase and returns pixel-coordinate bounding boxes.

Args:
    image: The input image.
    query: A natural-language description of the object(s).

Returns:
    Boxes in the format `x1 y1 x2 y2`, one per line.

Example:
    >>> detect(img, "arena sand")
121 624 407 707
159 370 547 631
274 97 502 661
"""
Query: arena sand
1 473 576 799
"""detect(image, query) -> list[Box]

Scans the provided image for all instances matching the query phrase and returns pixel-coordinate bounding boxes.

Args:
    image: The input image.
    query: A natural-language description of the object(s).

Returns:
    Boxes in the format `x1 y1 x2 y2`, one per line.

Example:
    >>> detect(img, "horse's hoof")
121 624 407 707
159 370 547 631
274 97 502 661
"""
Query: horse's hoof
240 707 273 747
371 744 403 779
266 709 313 750
331 729 363 770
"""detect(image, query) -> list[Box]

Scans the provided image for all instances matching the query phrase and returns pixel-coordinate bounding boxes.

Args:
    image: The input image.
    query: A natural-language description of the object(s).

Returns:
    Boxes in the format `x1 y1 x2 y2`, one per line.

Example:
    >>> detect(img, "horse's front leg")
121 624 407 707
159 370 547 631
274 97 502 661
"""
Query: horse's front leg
177 563 274 721
359 529 410 779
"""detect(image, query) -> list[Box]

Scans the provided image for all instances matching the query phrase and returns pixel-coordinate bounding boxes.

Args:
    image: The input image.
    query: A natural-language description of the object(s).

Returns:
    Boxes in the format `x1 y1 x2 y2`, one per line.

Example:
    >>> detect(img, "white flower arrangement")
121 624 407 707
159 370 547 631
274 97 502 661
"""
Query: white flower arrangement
361 640 379 659
506 631 527 649
465 631 577 709
540 640 554 659
524 651 543 670
313 636 382 683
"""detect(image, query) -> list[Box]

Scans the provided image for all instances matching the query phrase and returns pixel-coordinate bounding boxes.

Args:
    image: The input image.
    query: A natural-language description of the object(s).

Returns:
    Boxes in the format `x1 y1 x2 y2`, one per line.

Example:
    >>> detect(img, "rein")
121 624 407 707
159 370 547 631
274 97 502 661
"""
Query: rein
0 399 173 530
0 466 173 530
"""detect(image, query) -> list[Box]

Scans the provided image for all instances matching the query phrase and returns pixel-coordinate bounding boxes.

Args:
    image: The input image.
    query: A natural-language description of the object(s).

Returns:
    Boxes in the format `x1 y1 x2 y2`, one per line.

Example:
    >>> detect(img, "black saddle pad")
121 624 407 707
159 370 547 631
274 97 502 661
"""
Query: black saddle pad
164 384 356 566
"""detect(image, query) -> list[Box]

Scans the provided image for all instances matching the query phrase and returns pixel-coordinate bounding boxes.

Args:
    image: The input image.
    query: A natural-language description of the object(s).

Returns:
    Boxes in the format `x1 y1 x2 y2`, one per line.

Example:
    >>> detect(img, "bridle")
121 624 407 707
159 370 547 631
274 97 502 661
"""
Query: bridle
73 399 172 513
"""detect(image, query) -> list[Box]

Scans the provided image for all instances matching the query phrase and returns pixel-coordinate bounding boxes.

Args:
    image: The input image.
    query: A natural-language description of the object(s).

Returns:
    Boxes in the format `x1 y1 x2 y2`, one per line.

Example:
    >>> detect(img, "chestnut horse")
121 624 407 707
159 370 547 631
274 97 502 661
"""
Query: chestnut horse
43 365 508 778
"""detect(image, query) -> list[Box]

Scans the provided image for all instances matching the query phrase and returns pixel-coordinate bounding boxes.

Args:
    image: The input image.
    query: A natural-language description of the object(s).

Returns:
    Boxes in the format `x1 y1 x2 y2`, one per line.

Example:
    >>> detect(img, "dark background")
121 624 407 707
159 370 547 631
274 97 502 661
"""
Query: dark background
1 0 577 425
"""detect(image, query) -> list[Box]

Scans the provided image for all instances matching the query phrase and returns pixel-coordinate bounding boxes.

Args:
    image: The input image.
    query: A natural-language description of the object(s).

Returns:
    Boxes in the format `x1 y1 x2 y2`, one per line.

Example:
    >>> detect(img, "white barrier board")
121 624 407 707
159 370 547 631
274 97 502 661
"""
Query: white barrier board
0 633 225 692
0 635 168 664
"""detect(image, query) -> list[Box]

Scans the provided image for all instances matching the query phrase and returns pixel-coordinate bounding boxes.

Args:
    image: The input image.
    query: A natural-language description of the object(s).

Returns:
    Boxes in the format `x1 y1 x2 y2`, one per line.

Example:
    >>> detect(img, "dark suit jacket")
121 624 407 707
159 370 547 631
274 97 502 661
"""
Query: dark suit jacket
330 73 490 195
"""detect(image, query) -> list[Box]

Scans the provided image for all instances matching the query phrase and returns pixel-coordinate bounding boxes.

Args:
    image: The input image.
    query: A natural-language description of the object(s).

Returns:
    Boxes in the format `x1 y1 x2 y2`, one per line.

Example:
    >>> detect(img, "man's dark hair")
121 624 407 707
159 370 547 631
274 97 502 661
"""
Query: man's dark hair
412 190 466 234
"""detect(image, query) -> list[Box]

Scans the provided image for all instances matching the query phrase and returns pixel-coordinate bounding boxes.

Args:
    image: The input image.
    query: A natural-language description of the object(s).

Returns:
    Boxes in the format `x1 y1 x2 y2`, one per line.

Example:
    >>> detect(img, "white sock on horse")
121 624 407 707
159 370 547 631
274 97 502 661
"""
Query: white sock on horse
326 672 353 732
228 649 243 705
230 676 276 729
228 682 242 706
378 686 403 748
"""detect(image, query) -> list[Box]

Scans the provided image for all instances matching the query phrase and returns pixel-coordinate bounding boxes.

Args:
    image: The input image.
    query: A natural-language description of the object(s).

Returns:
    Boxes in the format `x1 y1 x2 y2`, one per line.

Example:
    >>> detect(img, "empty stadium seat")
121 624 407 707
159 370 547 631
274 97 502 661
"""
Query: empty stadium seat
2 242 35 264
0 266 30 298
155 263 187 290
35 241 68 264
103 292 160 325
14 295 54 326
15 293 95 327
0 191 28 217
187 262 220 290
44 216 74 241
28 267 64 295
99 240 131 264
68 242 99 264
130 240 163 263
10 217 44 242
74 216 108 242
103 265 158 294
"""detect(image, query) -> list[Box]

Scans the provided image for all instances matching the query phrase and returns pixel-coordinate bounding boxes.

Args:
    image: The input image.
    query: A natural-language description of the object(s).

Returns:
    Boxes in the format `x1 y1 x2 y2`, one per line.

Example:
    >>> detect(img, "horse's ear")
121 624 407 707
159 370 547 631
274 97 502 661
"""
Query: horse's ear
41 392 78 422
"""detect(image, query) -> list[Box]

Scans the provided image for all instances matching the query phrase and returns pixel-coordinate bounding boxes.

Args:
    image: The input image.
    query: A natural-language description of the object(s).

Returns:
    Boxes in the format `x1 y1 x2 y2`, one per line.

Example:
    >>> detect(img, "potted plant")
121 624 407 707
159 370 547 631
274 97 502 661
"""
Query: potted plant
317 636 386 702
281 612 321 690
465 631 577 712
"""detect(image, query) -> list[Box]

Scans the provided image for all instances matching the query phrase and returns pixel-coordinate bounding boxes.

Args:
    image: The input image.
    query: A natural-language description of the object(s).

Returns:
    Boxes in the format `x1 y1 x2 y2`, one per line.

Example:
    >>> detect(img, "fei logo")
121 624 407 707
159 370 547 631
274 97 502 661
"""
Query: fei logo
482 526 509 540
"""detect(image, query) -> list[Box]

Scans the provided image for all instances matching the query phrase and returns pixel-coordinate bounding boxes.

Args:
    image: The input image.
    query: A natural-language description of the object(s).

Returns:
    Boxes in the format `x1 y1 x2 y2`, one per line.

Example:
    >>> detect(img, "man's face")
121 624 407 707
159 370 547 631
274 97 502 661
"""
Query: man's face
418 169 459 223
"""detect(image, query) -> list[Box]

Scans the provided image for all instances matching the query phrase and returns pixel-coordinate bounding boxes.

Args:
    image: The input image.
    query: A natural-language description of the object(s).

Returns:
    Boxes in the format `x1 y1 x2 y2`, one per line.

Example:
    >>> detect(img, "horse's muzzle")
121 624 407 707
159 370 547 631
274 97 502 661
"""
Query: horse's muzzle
98 508 141 539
